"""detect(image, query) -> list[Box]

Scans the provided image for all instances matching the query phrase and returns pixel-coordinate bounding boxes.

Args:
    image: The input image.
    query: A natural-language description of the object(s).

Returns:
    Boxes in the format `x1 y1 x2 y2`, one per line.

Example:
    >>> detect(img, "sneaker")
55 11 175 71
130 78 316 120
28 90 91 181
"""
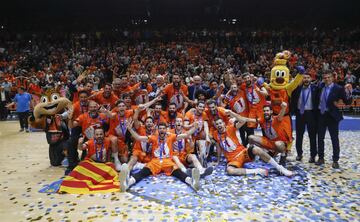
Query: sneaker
200 166 213 178
119 164 129 192
19 128 24 132
191 168 200 191
308 157 315 163
259 169 269 177
332 161 340 169
133 162 145 171
296 155 302 161
25 129 30 133
315 158 325 166
280 168 294 177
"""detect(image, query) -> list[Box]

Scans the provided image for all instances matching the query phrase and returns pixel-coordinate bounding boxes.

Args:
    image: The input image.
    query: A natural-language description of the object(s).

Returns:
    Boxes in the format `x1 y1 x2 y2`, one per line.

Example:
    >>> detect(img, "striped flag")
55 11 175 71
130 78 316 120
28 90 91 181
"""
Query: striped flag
58 159 120 194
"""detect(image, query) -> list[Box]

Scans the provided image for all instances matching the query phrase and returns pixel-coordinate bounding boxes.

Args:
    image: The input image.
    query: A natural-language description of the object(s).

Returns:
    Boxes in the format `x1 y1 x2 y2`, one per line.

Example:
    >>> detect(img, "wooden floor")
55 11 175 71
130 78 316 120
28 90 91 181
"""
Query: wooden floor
0 121 359 221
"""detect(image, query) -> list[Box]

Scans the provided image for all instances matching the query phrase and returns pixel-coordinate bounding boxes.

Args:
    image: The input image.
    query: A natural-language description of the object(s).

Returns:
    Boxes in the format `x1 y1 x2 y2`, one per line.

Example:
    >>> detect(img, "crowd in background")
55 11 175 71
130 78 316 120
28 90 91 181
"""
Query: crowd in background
1 28 360 118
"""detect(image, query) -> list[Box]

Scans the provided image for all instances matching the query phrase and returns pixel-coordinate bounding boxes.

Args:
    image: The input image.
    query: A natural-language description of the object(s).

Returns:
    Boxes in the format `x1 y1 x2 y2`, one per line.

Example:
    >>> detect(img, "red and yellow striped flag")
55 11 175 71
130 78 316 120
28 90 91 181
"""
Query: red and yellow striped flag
58 159 120 194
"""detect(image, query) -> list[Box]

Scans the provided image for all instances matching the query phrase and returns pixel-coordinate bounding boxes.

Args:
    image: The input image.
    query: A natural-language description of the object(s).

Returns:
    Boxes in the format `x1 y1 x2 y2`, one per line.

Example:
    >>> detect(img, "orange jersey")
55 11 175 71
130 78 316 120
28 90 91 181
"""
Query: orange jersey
184 109 208 139
146 110 167 127
72 101 89 120
84 138 111 162
76 113 109 139
267 88 290 115
146 134 177 159
108 110 134 138
205 107 230 132
242 83 266 107
168 128 193 156
164 112 184 129
225 90 248 116
163 84 188 111
94 92 119 110
213 124 246 162
258 116 292 143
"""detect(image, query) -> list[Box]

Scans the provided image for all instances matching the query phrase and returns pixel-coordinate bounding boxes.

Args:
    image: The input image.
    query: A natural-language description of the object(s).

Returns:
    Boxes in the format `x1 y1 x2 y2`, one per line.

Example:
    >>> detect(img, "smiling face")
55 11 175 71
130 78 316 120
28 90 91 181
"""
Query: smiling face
270 65 290 87
34 91 72 118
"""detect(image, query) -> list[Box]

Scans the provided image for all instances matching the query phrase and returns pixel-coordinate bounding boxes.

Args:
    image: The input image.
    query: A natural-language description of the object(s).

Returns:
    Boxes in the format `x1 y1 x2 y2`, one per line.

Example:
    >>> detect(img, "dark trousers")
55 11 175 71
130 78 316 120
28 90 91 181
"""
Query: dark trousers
133 167 188 183
66 127 83 169
317 112 340 162
239 125 254 147
295 110 317 158
18 111 29 129
0 101 8 120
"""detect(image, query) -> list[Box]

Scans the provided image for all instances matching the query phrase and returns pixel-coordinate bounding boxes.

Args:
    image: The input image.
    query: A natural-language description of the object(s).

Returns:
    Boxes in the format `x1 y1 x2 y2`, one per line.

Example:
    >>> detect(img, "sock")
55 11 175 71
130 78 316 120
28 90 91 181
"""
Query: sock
198 167 205 174
129 176 136 186
185 177 192 185
268 158 292 176
180 166 187 173
112 152 121 163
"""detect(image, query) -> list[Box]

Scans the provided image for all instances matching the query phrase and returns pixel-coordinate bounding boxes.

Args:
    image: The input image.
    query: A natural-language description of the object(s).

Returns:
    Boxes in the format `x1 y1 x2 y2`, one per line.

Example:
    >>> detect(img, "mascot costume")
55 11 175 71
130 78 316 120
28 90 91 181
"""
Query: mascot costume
29 89 73 166
265 50 305 155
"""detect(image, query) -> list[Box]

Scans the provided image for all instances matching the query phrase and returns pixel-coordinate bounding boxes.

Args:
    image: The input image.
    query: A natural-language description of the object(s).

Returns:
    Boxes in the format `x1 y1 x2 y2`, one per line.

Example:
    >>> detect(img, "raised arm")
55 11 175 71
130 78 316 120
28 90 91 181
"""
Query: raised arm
277 102 287 121
176 121 199 140
127 120 149 142
225 109 257 128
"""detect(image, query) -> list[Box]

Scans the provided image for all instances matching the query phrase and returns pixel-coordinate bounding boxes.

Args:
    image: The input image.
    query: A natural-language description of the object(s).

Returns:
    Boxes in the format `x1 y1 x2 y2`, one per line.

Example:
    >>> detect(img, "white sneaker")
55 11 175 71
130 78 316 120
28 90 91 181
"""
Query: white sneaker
280 168 294 177
191 168 200 191
133 162 145 170
119 164 129 192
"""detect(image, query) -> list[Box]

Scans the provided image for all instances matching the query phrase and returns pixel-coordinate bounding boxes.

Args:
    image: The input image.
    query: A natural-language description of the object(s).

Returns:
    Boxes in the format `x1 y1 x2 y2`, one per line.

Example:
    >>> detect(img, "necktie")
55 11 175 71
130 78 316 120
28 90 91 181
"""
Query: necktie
300 87 310 115
320 87 328 114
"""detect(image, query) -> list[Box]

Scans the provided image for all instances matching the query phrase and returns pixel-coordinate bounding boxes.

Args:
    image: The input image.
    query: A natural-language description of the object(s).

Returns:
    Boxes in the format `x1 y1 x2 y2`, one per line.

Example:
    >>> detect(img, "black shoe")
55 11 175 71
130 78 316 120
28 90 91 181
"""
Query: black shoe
308 157 315 163
25 129 30 133
19 128 24 132
296 155 303 161
279 155 287 167
332 162 340 169
200 166 214 178
315 158 325 166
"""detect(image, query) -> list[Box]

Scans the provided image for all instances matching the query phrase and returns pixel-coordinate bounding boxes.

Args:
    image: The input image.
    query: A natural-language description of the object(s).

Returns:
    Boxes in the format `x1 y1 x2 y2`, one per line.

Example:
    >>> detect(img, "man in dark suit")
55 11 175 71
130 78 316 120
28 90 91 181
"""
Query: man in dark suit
188 75 209 101
291 73 318 162
316 72 353 168
0 86 10 120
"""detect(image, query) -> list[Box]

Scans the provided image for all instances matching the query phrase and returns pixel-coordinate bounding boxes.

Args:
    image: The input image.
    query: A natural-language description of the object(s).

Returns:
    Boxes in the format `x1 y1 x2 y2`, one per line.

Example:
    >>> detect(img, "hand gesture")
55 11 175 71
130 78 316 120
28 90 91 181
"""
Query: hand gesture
281 102 288 108
126 119 134 130
78 137 84 144
295 66 305 74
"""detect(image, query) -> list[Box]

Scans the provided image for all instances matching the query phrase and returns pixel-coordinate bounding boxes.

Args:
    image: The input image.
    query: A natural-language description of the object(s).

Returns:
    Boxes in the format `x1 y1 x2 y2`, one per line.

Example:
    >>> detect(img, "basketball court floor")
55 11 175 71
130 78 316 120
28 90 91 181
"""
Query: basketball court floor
0 120 359 221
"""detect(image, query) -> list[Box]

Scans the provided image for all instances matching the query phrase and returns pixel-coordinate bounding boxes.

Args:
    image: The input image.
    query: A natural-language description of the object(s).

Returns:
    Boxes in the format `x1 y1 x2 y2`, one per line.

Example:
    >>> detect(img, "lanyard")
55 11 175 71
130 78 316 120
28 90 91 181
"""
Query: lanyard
218 132 230 152
175 129 183 153
118 114 127 137
158 136 167 162
94 140 104 162
194 112 202 136
246 84 255 103
265 119 273 136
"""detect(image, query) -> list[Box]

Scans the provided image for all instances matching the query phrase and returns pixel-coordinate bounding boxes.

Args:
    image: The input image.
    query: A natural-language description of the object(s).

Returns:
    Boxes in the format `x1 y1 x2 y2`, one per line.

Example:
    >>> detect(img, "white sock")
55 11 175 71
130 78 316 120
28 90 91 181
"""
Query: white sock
180 166 187 173
198 167 205 174
185 177 192 185
112 152 121 163
268 158 293 176
129 176 136 186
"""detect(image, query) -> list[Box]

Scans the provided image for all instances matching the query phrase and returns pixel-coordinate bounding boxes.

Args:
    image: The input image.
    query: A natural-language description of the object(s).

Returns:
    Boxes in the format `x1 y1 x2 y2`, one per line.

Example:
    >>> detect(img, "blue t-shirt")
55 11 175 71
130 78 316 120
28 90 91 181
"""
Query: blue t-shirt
14 93 32 112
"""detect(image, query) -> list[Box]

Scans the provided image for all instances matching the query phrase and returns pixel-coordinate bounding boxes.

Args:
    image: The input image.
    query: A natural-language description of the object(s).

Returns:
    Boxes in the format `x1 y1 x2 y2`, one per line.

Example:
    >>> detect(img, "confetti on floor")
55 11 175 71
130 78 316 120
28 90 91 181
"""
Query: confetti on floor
0 121 359 221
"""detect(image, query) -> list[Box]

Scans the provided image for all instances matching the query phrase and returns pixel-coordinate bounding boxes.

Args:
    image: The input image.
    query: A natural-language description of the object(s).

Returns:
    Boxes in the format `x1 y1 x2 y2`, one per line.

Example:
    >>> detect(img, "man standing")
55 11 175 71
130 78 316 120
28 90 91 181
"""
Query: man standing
316 72 352 168
0 86 10 120
7 87 32 132
291 73 318 162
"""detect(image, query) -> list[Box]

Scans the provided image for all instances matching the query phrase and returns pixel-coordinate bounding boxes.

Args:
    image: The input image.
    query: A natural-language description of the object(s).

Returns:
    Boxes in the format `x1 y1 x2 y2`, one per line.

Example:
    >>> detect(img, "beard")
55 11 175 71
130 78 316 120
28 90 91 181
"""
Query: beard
173 82 180 87
95 137 103 144
264 114 271 121
103 92 111 98
246 80 252 87
80 101 87 106
169 111 176 119
89 112 98 118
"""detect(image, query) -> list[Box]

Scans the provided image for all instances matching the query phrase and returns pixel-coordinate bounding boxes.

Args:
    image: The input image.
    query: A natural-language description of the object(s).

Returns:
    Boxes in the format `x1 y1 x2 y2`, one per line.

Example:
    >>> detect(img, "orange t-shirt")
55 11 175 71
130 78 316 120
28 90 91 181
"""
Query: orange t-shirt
130 83 153 105
163 84 188 111
225 90 248 116
168 129 193 156
146 134 177 159
184 109 208 139
205 107 230 132
213 124 246 162
85 138 111 162
76 113 109 139
72 101 89 120
108 110 134 138
94 92 119 110
267 88 290 115
258 116 291 143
